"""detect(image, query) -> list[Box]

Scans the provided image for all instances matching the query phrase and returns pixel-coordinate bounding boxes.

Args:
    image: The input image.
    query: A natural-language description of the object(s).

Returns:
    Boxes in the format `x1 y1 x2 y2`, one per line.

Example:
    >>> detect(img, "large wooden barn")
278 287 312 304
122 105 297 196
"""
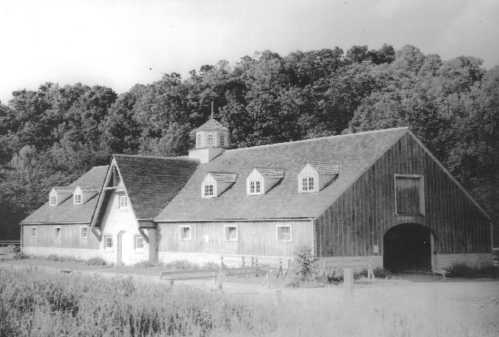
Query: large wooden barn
20 120 494 272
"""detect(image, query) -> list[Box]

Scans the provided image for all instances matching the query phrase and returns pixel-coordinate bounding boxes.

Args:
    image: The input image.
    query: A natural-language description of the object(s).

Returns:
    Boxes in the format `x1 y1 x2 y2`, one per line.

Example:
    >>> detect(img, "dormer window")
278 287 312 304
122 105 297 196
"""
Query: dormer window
301 177 315 192
246 168 283 195
201 172 236 198
204 184 214 197
249 180 261 194
298 163 338 193
49 192 57 206
73 187 83 205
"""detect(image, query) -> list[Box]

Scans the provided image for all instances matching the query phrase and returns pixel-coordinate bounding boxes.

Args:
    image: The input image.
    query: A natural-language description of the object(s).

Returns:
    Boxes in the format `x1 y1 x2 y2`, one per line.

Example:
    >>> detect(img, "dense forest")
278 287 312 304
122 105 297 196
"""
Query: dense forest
0 44 497 243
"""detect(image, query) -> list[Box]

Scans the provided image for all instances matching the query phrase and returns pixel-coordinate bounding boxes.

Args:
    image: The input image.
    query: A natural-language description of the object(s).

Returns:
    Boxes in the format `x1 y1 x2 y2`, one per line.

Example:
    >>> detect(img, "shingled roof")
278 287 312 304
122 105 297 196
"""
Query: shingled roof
112 155 199 220
21 165 109 225
155 127 410 222
191 118 228 133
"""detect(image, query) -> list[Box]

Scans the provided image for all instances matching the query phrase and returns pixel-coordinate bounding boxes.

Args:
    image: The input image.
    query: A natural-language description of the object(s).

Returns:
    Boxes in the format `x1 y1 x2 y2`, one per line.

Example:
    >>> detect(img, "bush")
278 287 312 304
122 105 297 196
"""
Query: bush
86 257 107 266
162 260 201 271
446 263 499 278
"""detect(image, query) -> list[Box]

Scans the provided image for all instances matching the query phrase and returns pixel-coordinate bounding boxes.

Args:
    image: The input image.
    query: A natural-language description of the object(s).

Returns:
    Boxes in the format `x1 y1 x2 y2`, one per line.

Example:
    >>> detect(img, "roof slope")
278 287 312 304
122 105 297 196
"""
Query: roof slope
192 118 228 133
21 165 109 224
156 128 409 222
114 155 199 219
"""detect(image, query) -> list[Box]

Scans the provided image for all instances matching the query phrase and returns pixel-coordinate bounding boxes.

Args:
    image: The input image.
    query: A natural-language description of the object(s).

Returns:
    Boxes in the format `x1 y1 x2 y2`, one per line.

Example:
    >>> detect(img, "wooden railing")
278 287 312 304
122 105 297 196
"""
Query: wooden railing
0 240 21 254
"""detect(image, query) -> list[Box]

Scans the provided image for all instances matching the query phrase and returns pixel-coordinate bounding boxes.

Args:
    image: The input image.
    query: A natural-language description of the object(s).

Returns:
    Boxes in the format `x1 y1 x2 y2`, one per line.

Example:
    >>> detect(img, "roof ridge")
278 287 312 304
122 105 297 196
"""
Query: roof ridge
225 127 409 153
113 153 197 161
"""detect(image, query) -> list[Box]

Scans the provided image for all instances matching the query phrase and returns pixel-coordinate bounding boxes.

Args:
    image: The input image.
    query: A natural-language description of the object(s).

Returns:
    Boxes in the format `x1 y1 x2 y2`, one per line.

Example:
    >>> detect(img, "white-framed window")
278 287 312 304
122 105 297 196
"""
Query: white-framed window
203 184 214 197
74 193 82 205
49 194 57 206
103 234 113 249
55 227 62 241
249 180 261 194
219 134 225 147
118 194 128 209
134 235 145 250
80 226 89 240
224 225 238 241
246 169 265 195
301 176 315 192
276 224 292 242
31 227 37 238
180 225 192 240
207 133 214 146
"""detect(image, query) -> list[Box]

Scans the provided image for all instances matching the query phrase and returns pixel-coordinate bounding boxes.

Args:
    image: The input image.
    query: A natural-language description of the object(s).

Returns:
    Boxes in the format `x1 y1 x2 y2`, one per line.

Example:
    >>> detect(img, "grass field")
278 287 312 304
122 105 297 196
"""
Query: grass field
1 262 498 337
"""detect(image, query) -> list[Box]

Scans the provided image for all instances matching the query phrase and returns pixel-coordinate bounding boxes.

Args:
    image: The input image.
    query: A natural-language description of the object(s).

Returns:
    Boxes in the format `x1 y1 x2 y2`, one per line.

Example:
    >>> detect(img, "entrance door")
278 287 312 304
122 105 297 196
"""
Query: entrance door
117 231 125 266
383 223 432 272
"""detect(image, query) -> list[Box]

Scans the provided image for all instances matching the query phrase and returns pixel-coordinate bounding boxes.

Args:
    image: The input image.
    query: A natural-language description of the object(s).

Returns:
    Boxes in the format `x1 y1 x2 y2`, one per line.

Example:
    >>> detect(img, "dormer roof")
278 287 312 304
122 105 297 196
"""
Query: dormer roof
191 118 228 133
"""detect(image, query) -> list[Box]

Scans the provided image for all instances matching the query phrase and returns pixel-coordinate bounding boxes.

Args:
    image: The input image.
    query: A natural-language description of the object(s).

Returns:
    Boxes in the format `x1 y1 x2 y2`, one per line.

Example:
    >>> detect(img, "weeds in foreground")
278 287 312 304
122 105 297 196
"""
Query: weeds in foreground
0 268 274 337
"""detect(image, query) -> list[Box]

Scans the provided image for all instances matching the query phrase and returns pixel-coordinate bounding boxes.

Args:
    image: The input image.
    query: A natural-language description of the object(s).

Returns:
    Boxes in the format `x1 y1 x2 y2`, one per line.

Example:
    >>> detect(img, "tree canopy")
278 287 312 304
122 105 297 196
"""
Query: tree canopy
0 44 497 244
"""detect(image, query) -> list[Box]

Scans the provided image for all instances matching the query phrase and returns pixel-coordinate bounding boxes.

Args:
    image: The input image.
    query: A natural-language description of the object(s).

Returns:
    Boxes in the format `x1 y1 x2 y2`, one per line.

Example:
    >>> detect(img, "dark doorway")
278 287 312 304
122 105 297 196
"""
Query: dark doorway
383 223 432 272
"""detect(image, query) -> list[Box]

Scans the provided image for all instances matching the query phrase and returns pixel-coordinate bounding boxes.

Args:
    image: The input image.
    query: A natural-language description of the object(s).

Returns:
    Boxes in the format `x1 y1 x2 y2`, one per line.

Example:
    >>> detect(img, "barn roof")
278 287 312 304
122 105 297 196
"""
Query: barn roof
21 165 109 225
155 127 410 222
112 155 199 220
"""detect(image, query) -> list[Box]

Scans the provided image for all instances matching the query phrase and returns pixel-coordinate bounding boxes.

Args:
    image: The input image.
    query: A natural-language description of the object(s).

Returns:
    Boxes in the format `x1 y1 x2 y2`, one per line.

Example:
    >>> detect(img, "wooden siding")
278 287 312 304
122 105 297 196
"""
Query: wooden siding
315 133 491 257
22 224 99 249
158 220 313 257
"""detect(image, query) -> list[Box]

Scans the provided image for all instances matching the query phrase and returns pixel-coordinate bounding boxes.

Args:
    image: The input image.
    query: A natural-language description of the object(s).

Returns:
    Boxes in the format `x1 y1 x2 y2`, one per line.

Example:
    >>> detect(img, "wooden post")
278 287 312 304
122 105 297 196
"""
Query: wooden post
277 259 283 278
220 255 225 269
343 268 353 299
241 256 245 268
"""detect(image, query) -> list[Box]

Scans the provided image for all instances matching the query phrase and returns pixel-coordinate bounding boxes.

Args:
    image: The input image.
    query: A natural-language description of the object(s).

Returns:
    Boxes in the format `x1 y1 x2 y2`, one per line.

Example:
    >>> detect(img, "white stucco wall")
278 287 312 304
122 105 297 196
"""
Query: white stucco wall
99 185 149 265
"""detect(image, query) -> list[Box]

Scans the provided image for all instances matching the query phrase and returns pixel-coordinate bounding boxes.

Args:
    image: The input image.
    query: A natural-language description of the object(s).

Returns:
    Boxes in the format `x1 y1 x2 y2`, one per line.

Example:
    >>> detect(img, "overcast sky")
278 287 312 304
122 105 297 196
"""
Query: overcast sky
0 0 498 103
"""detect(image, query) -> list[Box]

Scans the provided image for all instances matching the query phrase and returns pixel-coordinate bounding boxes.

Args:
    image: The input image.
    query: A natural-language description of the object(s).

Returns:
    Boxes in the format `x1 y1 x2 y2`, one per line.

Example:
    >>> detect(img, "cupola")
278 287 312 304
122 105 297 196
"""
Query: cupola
188 107 229 163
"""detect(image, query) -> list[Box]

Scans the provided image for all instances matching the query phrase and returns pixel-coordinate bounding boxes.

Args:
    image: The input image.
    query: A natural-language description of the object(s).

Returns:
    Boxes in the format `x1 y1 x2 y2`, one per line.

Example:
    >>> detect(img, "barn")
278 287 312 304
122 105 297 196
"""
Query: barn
20 119 494 272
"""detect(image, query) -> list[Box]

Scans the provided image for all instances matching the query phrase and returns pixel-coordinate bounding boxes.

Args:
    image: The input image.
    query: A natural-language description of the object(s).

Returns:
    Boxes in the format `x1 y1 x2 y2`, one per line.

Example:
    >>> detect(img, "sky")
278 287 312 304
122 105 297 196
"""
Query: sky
0 0 498 103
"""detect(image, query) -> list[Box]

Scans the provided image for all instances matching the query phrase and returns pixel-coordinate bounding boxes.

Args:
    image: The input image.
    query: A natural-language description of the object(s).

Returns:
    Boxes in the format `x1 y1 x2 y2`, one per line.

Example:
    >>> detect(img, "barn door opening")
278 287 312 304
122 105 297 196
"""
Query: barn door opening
383 223 432 273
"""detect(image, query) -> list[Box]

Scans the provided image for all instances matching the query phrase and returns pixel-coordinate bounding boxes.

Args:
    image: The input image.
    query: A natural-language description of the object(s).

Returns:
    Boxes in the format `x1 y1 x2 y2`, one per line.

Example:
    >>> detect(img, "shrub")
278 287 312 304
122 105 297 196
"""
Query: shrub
287 246 318 286
86 257 107 266
446 263 499 278
162 260 200 271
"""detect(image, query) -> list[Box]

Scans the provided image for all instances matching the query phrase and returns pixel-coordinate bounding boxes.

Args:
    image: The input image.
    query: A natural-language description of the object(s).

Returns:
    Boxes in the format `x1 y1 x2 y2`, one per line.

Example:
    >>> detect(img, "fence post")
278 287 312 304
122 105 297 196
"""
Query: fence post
343 268 353 300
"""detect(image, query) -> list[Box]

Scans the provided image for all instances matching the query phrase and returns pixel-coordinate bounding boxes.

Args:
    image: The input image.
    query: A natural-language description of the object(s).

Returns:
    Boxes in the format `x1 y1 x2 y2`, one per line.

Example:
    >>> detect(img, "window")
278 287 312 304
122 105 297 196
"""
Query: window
180 225 192 240
49 194 57 206
74 192 82 205
55 227 62 241
249 180 261 194
104 235 113 249
80 226 89 240
301 177 315 192
395 175 424 216
196 134 201 147
203 184 214 197
207 134 214 146
276 225 292 241
224 225 238 241
219 134 225 147
31 227 37 238
118 195 128 209
134 235 145 250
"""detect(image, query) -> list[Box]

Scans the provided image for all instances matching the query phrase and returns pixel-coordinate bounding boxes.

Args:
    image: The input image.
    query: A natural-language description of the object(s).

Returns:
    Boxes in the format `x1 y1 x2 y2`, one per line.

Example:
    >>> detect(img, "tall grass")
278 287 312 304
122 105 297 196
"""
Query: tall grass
0 268 274 337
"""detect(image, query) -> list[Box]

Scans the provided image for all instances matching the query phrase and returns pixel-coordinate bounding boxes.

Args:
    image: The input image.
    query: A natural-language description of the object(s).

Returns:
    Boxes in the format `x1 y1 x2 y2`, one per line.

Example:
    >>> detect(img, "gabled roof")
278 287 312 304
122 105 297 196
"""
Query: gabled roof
21 166 109 225
192 118 228 133
208 172 238 184
155 127 410 222
111 155 199 220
